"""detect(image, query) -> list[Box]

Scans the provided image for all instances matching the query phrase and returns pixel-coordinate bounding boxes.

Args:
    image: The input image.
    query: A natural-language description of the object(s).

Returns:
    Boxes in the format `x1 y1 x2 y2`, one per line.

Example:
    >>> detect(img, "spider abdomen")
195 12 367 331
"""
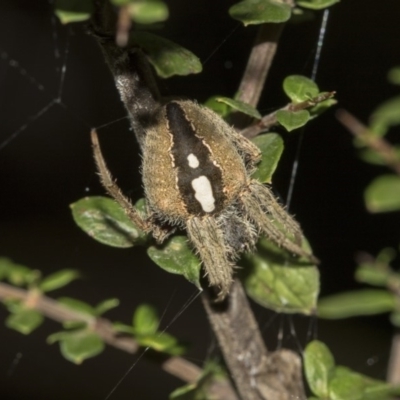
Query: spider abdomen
142 100 247 222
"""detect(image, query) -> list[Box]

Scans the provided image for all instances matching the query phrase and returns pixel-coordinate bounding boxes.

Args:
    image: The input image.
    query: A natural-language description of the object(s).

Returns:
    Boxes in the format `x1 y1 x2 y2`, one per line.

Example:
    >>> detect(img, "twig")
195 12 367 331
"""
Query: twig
202 280 305 400
336 109 400 176
230 0 294 129
0 281 239 399
241 91 336 138
388 333 400 385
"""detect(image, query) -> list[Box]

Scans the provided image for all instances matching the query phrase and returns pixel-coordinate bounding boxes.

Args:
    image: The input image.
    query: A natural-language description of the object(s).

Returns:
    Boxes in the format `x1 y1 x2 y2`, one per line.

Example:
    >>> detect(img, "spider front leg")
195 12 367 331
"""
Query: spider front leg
90 129 151 233
186 216 234 301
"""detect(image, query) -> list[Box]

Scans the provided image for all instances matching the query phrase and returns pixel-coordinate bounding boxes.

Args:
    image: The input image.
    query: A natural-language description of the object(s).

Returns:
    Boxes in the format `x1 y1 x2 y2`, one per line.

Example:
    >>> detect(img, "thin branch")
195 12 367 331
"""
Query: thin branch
0 281 239 399
230 0 294 129
241 91 336 139
202 280 306 400
388 333 400 385
336 109 400 176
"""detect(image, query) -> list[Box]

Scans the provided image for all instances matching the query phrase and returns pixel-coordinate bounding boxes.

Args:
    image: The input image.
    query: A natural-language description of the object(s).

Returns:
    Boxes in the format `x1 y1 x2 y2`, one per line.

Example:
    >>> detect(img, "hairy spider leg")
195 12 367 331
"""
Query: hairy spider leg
90 129 150 233
186 216 234 300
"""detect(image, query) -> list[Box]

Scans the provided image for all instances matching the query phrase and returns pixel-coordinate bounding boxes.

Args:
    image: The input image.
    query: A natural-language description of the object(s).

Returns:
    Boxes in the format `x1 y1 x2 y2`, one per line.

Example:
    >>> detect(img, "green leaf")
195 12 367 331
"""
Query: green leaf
359 146 400 166
54 0 93 24
128 0 169 24
303 340 335 398
276 109 310 131
0 257 13 280
133 304 159 335
241 237 319 314
169 383 197 399
57 297 96 316
251 133 284 183
204 96 231 118
6 309 44 335
48 330 104 364
370 95 400 136
364 175 400 213
355 265 391 287
297 0 340 10
113 322 135 334
318 289 396 319
283 75 319 103
137 332 186 355
130 32 202 78
327 366 400 400
7 264 37 287
215 97 261 120
70 196 148 248
95 298 120 316
147 236 202 289
329 366 365 400
388 66 400 86
390 312 400 328
229 0 291 25
39 269 80 293
309 97 337 117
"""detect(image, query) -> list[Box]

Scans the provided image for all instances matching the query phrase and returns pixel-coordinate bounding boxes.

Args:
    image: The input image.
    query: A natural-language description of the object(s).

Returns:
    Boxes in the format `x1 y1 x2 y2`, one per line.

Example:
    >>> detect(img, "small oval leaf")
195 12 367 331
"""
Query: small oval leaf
70 196 148 248
57 297 96 316
39 269 80 293
95 298 120 316
318 289 396 319
283 75 319 103
130 32 202 78
304 340 335 398
276 109 310 131
251 133 284 183
229 0 291 25
133 304 159 335
6 309 44 335
137 333 185 355
215 97 261 120
388 66 400 86
128 1 169 24
370 95 400 136
297 0 340 10
241 237 319 314
54 0 94 24
204 96 231 118
56 330 105 364
328 367 365 400
364 175 400 213
147 236 202 289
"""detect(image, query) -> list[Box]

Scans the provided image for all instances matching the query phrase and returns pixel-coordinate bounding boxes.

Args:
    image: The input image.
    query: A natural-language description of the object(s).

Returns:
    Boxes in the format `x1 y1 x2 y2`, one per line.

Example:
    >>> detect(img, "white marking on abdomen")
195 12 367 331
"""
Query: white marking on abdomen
191 176 215 212
187 153 199 168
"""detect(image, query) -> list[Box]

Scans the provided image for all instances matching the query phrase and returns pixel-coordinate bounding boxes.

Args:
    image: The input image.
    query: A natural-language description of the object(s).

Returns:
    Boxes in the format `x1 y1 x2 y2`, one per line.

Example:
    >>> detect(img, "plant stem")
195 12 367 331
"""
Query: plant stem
0 281 238 399
202 280 305 400
336 109 400 176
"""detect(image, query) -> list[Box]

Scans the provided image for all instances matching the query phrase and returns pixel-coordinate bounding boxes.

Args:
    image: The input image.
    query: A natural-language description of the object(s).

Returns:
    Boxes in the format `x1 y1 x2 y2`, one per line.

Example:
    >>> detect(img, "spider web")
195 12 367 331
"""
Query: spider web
0 2 390 400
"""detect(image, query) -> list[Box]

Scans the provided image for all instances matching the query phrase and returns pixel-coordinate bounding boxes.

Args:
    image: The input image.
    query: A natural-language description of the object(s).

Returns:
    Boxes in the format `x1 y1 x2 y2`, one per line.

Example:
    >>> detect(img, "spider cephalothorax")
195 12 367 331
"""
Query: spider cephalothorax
92 99 316 300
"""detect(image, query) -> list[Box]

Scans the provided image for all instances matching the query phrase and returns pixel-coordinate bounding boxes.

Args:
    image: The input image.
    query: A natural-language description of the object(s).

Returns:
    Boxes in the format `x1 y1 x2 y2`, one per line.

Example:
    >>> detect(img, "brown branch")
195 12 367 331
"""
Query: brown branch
230 0 294 129
202 280 305 400
336 109 400 176
388 333 400 385
0 281 239 399
241 91 336 139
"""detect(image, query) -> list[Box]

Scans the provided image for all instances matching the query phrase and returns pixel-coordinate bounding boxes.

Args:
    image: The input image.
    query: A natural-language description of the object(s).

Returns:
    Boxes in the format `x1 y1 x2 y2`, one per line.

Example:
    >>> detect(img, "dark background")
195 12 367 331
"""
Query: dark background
0 0 400 399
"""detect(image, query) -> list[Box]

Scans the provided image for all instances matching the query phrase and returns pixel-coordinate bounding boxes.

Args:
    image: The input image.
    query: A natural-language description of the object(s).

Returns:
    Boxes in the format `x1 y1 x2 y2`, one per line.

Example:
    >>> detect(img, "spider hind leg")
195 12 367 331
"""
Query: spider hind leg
241 180 318 263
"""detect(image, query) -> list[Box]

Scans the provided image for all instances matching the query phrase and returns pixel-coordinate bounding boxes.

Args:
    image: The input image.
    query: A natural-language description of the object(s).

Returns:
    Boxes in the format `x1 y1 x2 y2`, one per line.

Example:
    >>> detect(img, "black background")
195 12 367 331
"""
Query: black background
0 0 400 399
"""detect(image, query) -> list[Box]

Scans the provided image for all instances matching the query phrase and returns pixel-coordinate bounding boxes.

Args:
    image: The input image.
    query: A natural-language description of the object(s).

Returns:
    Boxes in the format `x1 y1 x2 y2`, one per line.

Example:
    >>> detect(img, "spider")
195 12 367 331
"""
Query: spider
91 97 317 300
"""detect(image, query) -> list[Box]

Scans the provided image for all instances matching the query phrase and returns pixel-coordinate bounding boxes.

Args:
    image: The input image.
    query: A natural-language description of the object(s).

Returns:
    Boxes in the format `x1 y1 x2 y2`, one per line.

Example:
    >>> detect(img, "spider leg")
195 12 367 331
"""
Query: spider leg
91 129 150 233
200 105 262 170
242 180 318 264
186 216 234 300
